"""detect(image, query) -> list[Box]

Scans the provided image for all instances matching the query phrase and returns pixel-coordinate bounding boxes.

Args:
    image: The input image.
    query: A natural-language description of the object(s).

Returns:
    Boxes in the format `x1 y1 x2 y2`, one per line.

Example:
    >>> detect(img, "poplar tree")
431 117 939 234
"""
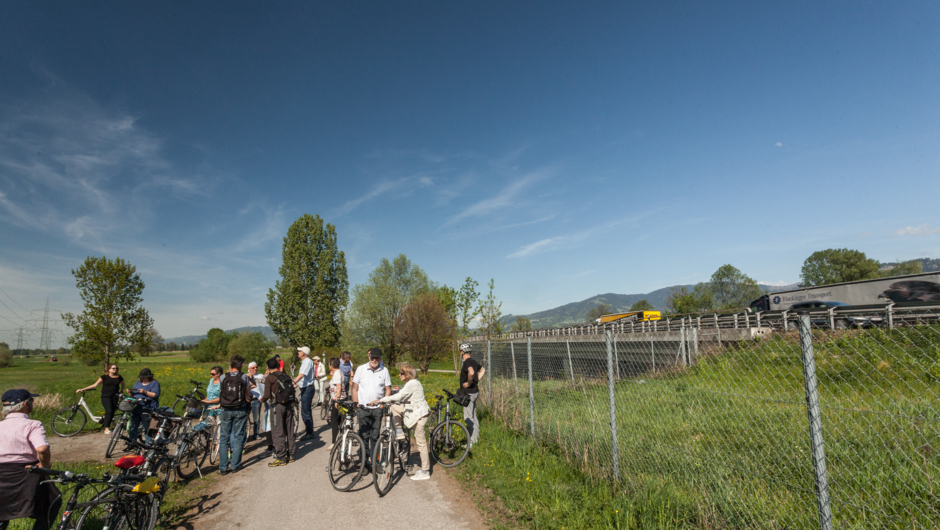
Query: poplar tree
62 256 154 368
265 214 348 349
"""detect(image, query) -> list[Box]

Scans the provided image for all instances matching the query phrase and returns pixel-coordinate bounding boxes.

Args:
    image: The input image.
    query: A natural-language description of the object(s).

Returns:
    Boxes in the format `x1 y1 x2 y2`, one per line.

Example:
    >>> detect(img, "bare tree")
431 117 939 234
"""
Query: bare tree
395 293 456 374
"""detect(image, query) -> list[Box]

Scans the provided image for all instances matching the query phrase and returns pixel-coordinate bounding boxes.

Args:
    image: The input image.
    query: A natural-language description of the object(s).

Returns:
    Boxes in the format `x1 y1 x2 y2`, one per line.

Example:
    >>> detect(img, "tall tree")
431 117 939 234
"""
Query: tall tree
710 264 763 309
511 316 532 331
62 256 154 368
227 331 274 367
189 328 238 362
266 214 348 349
342 254 433 367
456 277 480 336
629 300 654 311
477 279 503 340
666 284 715 315
800 248 880 287
586 303 612 323
395 293 456 374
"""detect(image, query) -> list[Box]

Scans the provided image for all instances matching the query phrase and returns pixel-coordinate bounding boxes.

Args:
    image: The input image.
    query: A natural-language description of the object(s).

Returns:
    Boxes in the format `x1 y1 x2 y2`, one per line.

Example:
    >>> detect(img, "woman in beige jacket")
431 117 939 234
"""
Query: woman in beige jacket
369 362 431 480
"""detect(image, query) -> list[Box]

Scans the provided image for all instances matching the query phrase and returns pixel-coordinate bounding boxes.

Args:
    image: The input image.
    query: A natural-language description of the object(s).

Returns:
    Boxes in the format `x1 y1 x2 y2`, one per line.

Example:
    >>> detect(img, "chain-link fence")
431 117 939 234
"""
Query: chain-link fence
470 308 940 529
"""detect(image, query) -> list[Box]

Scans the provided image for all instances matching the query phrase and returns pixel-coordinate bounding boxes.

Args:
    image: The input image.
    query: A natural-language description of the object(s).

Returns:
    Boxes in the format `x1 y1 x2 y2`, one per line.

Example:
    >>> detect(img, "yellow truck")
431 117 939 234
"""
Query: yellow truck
595 310 661 324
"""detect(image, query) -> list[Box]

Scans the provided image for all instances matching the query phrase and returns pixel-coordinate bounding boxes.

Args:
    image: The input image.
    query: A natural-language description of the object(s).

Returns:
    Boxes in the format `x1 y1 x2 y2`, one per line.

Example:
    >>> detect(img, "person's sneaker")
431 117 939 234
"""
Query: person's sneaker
218 468 229 475
410 470 431 481
288 457 296 463
268 459 287 467
299 433 315 441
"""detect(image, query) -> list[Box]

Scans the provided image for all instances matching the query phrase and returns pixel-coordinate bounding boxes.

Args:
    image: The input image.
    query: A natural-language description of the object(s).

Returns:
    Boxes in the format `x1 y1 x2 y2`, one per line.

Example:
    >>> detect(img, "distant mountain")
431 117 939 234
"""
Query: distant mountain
499 283 797 329
165 326 276 346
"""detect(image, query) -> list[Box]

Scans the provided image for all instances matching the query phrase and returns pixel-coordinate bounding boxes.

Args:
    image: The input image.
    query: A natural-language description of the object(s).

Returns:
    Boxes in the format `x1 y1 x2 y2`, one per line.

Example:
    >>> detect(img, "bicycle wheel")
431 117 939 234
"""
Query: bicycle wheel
105 418 126 458
372 434 394 497
176 430 209 480
328 432 365 491
75 489 117 530
51 406 87 437
320 395 331 421
430 420 470 467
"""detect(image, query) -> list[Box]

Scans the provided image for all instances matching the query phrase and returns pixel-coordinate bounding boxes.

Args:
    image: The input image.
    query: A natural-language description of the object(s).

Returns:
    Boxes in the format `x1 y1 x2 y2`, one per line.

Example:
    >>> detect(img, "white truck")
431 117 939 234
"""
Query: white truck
749 272 940 312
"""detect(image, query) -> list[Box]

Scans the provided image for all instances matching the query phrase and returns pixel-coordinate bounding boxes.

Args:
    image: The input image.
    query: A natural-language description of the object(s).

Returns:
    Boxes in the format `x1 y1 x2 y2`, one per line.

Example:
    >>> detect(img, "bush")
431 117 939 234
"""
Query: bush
0 344 13 368
227 332 273 367
189 328 237 363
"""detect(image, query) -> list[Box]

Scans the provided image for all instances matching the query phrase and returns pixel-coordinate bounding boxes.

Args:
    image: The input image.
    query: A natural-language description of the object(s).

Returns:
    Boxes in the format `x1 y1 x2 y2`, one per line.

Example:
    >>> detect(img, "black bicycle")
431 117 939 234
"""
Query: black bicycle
28 467 111 530
428 389 470 467
327 400 366 492
105 396 139 459
371 403 413 496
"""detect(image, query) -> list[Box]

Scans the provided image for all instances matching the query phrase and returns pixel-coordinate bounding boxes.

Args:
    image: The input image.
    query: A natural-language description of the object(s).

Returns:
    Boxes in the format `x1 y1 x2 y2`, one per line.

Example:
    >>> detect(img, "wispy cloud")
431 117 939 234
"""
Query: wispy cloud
0 77 210 245
507 214 651 259
333 176 434 217
893 224 940 236
446 167 555 226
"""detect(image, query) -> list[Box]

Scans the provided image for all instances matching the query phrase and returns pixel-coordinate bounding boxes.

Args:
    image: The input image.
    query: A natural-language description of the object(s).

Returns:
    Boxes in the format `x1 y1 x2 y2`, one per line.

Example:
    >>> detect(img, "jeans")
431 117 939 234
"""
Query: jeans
249 399 261 438
128 407 152 442
357 407 382 459
218 408 248 471
464 392 480 446
300 384 317 435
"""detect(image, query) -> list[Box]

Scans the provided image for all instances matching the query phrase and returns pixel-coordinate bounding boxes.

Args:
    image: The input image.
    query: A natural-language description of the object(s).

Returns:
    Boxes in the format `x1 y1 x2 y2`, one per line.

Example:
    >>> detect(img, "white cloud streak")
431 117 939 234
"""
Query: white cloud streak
446 167 555 226
893 224 940 236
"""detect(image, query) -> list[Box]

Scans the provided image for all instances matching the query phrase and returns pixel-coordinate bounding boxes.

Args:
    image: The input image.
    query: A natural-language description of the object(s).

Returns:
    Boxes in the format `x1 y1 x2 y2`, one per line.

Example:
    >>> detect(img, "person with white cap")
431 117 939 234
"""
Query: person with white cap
313 354 328 407
0 389 61 530
293 346 317 440
247 361 264 441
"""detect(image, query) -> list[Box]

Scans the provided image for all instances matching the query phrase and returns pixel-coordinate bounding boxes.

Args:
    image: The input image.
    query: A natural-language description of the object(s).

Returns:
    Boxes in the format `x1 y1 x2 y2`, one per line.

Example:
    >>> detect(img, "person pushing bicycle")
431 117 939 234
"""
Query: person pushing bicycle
369 362 431 481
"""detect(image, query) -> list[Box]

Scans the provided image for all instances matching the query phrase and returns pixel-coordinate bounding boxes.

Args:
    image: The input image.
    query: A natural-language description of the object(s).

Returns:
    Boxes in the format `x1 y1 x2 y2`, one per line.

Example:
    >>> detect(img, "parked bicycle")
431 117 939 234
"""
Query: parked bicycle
169 380 205 419
28 466 111 530
371 403 412 496
327 400 365 491
428 389 470 467
50 390 104 437
105 396 139 458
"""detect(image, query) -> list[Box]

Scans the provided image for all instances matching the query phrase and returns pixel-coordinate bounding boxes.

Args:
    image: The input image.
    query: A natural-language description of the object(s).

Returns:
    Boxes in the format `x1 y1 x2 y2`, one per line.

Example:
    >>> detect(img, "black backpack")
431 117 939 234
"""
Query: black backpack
272 372 296 405
219 372 248 408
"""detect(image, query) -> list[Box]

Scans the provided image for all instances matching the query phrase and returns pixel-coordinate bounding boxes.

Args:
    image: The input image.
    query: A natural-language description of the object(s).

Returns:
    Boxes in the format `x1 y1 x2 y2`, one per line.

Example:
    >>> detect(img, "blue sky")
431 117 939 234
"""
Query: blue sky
1 2 938 346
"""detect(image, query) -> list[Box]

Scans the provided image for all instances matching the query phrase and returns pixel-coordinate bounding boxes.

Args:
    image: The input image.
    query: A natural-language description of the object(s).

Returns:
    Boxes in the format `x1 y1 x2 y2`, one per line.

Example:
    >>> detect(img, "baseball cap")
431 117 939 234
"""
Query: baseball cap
2 389 39 406
312 356 321 361
297 346 311 356
367 347 383 359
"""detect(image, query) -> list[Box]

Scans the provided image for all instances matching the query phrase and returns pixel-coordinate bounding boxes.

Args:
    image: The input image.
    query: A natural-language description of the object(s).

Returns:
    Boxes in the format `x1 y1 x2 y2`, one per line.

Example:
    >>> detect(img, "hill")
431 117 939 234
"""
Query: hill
165 326 276 346
500 283 797 329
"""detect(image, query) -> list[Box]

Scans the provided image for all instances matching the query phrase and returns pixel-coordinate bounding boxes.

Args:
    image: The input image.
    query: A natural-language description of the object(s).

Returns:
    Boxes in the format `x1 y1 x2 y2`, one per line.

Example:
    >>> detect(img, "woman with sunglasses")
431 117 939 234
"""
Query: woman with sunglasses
369 362 431 481
76 364 124 435
202 366 224 419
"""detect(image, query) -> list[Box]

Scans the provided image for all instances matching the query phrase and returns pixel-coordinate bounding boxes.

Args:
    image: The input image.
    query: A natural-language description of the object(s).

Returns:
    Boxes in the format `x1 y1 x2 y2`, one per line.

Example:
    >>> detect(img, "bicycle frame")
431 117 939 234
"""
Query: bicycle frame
76 393 103 423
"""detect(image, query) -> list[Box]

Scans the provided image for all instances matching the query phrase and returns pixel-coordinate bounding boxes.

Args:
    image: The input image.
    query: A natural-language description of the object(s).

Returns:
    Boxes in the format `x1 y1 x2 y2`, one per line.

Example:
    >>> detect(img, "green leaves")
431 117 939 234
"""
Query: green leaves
800 248 881 287
61 256 154 368
265 214 348 349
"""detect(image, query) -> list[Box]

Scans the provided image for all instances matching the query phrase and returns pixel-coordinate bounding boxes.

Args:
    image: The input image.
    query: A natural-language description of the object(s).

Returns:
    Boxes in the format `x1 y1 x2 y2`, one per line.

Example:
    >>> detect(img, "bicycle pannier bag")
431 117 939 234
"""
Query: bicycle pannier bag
273 372 296 405
453 388 472 407
219 373 247 408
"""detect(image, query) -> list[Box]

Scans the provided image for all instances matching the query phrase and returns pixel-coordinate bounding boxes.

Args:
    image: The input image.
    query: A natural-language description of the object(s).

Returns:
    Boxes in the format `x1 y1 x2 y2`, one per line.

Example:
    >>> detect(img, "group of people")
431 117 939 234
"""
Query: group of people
0 343 487 528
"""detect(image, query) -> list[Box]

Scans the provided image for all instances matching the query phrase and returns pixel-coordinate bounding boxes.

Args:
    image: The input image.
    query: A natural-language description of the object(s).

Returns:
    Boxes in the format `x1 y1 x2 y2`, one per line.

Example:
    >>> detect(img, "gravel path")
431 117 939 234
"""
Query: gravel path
191 421 486 530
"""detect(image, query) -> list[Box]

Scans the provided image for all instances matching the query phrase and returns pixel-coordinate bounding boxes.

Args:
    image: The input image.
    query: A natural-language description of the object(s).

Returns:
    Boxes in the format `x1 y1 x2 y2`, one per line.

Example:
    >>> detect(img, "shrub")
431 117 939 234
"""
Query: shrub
0 344 13 368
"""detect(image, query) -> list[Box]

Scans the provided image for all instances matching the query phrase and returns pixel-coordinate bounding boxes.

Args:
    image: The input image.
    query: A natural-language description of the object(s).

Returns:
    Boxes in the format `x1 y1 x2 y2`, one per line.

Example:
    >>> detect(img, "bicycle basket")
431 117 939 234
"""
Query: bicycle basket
187 397 202 410
118 399 136 412
184 406 203 419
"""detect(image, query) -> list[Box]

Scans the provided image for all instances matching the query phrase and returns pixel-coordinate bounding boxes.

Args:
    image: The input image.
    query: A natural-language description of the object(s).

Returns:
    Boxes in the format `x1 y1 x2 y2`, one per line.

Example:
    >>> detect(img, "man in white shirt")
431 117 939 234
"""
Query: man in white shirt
293 346 317 440
351 348 391 459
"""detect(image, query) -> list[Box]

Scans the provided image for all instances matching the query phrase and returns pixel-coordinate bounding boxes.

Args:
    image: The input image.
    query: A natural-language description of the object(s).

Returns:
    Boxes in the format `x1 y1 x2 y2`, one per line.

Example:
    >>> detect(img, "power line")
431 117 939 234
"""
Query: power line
0 286 33 315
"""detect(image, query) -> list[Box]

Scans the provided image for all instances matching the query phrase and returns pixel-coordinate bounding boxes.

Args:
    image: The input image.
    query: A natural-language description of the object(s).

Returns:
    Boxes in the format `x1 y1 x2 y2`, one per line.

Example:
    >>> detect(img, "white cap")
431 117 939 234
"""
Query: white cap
312 356 321 361
248 361 257 368
297 346 311 356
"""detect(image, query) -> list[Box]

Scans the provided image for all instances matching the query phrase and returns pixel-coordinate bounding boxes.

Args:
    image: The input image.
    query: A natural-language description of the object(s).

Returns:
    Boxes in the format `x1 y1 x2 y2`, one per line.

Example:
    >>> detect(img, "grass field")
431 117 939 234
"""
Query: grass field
478 324 940 529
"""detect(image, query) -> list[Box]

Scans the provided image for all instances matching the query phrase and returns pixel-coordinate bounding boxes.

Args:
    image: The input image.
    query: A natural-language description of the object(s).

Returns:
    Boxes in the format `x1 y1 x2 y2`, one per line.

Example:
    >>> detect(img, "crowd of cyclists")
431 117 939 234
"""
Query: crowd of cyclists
0 343 485 529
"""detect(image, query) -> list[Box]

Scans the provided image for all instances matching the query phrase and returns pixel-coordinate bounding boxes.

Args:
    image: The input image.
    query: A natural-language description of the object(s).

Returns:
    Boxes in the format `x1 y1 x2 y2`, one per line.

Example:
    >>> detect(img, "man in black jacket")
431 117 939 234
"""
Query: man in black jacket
459 344 485 448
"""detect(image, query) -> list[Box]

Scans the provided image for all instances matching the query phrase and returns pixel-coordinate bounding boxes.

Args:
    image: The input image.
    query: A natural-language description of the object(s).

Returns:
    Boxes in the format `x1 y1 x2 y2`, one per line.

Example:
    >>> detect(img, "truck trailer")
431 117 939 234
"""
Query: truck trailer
749 272 940 311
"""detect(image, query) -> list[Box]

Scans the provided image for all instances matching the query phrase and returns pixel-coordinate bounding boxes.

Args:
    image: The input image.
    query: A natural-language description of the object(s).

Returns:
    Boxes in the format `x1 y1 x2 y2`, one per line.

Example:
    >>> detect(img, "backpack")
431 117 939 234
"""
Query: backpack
219 372 248 408
272 372 296 405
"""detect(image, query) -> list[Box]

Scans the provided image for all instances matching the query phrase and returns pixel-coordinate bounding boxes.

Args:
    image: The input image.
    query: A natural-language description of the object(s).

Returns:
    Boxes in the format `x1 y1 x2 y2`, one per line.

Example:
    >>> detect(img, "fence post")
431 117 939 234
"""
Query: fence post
692 328 698 365
510 342 519 393
886 303 894 329
606 331 620 481
487 340 492 403
527 337 536 438
614 334 620 380
680 326 687 367
566 339 575 383
797 314 833 530
651 333 655 372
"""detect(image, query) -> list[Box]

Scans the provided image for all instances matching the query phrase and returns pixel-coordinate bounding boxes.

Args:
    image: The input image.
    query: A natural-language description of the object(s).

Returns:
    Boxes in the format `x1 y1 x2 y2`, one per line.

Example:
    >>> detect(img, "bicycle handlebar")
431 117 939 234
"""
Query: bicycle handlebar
120 435 171 453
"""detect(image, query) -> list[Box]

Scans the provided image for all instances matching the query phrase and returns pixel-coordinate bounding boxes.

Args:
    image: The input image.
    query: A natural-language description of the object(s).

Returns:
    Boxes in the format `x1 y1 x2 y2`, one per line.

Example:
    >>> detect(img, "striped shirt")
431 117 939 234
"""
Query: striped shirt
0 413 48 464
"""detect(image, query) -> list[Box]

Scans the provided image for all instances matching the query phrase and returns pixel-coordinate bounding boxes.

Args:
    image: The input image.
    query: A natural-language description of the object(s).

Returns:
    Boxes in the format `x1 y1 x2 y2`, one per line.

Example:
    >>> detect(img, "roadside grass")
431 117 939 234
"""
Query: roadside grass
479 324 940 528
451 418 704 529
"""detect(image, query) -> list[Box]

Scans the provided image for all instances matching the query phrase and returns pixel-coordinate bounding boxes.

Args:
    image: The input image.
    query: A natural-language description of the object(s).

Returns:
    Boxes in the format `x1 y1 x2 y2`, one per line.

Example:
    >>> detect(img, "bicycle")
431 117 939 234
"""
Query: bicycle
105 396 139 458
428 389 470 467
28 466 111 530
170 380 205 419
327 400 365 492
50 390 104 437
371 403 413 497
319 387 332 421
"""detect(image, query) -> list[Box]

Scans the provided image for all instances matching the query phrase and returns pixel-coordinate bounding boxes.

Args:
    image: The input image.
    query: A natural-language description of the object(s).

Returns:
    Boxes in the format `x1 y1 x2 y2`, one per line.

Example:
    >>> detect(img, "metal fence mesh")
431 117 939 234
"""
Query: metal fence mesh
472 309 940 529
